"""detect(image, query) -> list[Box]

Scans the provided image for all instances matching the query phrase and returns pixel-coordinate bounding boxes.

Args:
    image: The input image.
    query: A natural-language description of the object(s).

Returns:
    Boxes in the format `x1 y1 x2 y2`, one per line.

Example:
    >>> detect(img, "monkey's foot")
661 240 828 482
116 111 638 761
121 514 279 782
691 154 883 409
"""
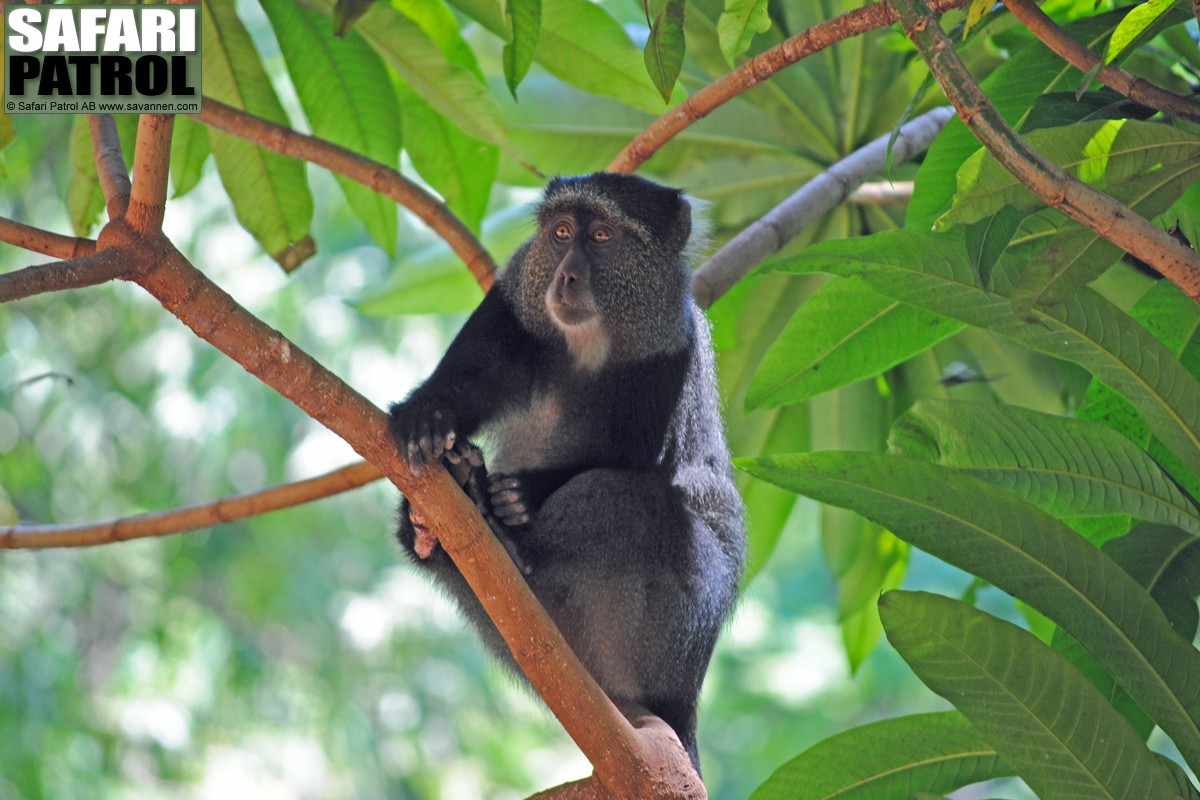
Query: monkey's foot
488 475 532 527
389 404 459 474
407 503 439 559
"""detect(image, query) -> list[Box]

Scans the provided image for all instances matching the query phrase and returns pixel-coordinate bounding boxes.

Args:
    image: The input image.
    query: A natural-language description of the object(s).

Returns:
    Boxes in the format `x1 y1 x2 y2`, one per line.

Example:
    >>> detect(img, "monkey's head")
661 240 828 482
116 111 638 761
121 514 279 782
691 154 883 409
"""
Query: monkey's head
502 173 697 370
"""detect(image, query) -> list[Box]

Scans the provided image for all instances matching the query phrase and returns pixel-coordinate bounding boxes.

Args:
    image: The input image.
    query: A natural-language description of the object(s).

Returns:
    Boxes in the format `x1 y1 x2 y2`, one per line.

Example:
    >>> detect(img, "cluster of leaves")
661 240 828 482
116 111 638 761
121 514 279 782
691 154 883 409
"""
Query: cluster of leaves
735 3 1200 798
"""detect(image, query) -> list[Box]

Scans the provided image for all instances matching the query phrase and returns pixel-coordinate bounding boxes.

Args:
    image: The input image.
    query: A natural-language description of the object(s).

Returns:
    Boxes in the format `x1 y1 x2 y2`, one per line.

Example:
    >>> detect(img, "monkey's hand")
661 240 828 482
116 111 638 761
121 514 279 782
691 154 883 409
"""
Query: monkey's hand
389 402 459 474
488 475 533 528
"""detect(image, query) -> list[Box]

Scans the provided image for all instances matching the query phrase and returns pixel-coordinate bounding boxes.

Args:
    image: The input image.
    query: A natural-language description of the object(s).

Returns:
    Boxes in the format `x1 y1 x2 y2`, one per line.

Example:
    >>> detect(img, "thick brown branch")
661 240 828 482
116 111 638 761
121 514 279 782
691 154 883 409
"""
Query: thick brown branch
608 0 966 173
1003 0 1200 123
692 107 953 308
197 98 497 290
95 219 678 796
88 114 131 220
0 217 96 260
1 461 384 549
128 114 176 234
0 247 129 303
894 0 1200 302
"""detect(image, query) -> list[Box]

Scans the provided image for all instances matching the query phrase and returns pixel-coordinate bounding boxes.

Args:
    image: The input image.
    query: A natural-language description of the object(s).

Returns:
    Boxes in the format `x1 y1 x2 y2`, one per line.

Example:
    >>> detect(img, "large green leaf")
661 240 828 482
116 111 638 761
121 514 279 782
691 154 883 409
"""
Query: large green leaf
645 0 686 103
881 591 1185 800
717 0 770 66
305 0 510 150
261 0 401 254
938 120 1200 310
750 711 1006 800
771 230 1200 481
738 450 1200 772
398 86 499 235
1079 280 1200 500
890 400 1200 534
810 382 905 670
203 0 314 270
447 0 682 114
1051 523 1200 741
169 116 210 199
746 277 962 410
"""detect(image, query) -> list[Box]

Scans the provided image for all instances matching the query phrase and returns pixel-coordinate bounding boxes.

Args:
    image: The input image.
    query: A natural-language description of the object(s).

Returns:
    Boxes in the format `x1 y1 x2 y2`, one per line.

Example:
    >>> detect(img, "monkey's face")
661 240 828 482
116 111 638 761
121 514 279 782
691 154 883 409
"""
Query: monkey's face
503 173 695 366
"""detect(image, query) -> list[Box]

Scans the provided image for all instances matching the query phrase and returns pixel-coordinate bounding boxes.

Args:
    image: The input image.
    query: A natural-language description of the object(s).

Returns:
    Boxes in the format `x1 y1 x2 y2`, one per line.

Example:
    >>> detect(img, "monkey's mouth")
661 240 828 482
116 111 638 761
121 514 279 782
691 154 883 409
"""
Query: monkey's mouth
547 285 600 327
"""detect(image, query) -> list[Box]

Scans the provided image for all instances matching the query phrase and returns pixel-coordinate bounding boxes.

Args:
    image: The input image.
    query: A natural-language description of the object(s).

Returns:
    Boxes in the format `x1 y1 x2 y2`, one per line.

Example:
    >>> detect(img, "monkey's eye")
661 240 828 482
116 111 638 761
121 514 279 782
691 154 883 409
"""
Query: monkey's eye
590 226 614 245
553 222 574 242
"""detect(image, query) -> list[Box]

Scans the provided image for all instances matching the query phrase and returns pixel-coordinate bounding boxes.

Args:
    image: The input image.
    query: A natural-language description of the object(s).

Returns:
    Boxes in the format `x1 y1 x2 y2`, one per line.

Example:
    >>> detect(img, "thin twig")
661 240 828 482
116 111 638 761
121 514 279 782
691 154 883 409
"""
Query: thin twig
0 217 96 260
0 247 130 303
692 107 953 308
197 98 497 291
608 0 967 173
1003 0 1200 123
893 0 1200 301
2 461 384 549
87 115 131 220
128 114 176 234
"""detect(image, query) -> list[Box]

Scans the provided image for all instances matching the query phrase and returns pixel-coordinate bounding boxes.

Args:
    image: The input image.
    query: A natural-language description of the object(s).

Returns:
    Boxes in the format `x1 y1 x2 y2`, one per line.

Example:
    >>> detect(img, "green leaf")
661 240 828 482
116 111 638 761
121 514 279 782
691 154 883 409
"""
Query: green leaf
749 711 1006 800
771 229 1200 482
717 0 770 66
737 450 1200 773
1079 280 1200 500
309 0 510 150
941 119 1200 311
356 203 529 316
262 0 401 254
963 205 1020 292
746 277 962 409
447 0 682 114
503 0 542 97
938 120 1200 228
203 0 315 270
962 0 993 37
644 0 686 104
880 590 1184 800
907 12 1128 228
398 86 498 234
889 400 1200 534
1105 0 1178 65
169 117 210 199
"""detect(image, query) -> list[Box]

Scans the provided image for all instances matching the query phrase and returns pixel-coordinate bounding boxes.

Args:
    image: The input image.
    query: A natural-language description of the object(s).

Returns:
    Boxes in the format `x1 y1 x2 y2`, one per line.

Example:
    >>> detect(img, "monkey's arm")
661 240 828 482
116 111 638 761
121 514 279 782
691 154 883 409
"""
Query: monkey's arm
389 289 536 469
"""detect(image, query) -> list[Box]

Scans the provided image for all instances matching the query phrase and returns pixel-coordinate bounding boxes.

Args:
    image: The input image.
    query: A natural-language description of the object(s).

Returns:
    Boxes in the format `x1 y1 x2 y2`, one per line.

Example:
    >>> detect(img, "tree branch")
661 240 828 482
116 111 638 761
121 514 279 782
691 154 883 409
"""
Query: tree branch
0 247 129 303
692 106 953 308
847 180 915 204
1002 0 1200 124
197 98 497 291
608 0 966 174
89 218 686 797
128 114 176 234
894 0 1200 302
1 461 384 549
88 114 131 220
0 217 96 260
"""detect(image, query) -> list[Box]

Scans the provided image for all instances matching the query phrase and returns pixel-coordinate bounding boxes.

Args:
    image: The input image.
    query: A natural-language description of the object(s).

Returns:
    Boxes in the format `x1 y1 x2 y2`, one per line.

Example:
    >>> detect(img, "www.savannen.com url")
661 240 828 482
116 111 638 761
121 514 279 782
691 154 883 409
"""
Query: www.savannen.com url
7 100 200 113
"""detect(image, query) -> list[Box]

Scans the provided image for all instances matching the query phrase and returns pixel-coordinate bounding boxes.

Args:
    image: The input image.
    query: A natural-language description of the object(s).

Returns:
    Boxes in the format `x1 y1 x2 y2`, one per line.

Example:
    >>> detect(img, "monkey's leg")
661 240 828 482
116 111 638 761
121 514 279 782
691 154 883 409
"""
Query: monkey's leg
521 468 739 770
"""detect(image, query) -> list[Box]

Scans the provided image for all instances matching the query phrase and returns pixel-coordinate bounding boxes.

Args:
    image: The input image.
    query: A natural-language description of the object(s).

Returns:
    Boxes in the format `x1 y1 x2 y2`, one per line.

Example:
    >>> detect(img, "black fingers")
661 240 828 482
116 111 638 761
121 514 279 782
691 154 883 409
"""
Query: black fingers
488 474 531 527
389 403 458 473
